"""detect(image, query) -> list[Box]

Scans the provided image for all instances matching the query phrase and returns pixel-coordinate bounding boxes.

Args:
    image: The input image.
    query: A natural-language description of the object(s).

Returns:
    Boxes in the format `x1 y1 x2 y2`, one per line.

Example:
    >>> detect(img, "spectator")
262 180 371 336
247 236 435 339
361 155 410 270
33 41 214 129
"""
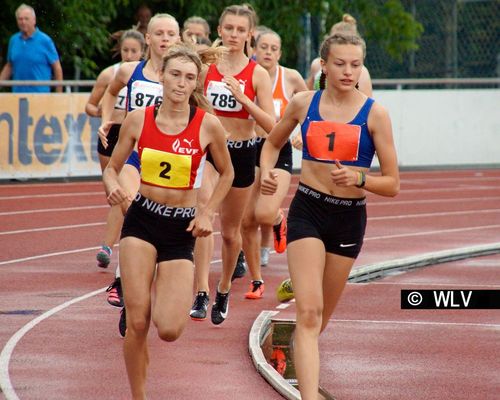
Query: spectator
133 4 152 37
0 4 63 93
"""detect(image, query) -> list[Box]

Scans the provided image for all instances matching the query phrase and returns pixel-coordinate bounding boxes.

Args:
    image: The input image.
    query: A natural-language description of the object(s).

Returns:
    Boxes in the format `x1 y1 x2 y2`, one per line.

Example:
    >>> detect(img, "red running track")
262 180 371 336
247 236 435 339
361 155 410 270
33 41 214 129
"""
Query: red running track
0 168 499 399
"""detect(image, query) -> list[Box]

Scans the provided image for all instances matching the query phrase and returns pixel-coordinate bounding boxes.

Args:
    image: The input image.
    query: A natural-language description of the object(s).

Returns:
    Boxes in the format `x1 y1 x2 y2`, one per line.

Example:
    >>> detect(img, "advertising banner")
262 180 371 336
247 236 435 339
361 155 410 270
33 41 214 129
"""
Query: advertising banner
0 94 102 179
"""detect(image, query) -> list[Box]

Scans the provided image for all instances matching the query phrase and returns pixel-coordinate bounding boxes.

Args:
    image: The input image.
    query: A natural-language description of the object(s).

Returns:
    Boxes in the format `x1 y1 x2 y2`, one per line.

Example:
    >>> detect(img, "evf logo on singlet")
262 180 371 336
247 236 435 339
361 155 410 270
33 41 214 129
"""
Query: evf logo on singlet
172 138 199 155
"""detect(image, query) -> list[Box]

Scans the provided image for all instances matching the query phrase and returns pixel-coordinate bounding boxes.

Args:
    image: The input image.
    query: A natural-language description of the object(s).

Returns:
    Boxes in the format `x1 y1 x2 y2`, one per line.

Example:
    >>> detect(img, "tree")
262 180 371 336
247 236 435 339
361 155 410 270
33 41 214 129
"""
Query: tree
0 0 126 79
0 0 422 80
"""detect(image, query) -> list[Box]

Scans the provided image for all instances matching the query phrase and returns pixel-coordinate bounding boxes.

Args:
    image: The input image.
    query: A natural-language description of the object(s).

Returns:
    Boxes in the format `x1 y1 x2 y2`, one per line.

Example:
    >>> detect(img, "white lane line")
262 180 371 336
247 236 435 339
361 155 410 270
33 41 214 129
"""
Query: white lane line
366 282 500 289
0 287 107 400
330 318 500 329
398 186 499 194
0 234 221 266
0 222 105 236
0 192 102 201
0 255 225 400
369 208 500 221
1 194 498 216
365 224 500 241
0 205 108 216
1 225 499 266
0 182 102 189
0 208 500 236
369 196 500 206
0 247 100 266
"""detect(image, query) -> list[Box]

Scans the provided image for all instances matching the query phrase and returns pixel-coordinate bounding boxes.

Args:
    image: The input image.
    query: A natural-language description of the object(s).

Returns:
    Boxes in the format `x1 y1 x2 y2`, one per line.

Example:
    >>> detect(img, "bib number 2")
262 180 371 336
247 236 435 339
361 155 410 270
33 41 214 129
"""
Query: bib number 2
159 161 171 180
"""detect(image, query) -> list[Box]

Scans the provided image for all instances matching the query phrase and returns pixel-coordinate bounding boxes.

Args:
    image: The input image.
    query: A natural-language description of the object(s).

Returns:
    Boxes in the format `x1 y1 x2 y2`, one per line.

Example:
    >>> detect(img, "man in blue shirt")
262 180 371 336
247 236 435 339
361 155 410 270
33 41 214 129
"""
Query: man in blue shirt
0 4 63 93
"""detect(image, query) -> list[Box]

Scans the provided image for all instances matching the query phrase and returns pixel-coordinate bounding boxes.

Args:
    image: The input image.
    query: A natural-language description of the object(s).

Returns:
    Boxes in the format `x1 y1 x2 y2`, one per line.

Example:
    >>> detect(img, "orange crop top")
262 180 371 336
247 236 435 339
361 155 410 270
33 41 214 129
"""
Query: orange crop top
272 66 290 120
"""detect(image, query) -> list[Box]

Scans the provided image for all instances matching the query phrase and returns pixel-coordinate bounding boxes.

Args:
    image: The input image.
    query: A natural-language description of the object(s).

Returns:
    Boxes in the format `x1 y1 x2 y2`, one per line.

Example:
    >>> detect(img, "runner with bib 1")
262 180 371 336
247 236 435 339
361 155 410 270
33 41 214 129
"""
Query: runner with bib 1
306 121 360 162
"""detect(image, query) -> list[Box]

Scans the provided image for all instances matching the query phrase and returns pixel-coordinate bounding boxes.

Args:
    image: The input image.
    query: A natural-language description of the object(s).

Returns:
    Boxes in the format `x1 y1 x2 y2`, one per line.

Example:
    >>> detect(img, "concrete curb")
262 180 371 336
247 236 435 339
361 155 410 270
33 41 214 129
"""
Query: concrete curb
248 310 301 400
249 242 500 399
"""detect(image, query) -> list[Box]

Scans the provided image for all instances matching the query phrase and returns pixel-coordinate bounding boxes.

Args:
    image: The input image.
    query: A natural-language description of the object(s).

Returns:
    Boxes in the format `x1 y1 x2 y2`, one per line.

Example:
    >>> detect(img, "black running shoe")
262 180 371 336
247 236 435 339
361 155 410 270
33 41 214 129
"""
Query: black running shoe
211 289 230 325
106 277 124 307
190 291 209 321
119 308 126 338
231 251 247 281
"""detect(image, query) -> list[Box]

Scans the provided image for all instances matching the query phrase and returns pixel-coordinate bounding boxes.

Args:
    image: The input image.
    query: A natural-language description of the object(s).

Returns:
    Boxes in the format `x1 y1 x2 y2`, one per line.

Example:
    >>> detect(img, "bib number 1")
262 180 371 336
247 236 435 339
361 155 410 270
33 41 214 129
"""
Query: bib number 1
306 121 361 162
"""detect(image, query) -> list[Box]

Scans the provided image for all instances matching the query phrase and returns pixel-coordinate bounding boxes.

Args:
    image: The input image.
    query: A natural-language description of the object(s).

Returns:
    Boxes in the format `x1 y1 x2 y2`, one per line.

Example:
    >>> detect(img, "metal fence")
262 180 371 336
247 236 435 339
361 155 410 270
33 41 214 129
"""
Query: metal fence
1 77 499 92
367 0 499 79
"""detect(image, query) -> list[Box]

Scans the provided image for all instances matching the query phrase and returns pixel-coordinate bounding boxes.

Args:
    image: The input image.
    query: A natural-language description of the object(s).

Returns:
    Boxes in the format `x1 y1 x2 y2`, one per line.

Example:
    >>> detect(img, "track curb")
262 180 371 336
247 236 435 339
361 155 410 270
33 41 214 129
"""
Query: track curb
249 242 500 399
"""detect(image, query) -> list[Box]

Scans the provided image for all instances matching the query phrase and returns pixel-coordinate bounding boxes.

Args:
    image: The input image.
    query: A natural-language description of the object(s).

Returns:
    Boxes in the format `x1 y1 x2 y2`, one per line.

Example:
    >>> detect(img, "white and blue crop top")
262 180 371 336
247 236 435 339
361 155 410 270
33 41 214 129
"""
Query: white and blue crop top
300 90 375 168
126 60 163 112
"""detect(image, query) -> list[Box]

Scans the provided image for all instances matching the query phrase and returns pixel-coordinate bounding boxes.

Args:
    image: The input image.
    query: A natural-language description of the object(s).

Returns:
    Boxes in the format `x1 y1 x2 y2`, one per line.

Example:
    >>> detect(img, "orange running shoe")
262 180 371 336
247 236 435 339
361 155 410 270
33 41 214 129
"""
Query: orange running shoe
273 209 287 253
244 280 265 299
270 348 287 376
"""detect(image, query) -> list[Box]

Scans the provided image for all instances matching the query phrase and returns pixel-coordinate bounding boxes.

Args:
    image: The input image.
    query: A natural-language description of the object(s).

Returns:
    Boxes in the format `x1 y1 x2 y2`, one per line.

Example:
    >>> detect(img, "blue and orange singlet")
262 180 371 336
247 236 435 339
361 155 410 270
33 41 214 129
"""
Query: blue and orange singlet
300 91 375 168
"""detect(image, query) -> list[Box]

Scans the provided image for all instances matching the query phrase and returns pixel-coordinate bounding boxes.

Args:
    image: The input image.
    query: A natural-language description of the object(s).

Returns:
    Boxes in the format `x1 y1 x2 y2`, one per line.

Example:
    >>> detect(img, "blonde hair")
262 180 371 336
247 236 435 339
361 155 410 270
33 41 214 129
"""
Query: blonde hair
255 28 281 47
147 13 179 34
320 33 366 62
219 4 258 30
183 16 210 36
160 43 225 112
329 13 359 36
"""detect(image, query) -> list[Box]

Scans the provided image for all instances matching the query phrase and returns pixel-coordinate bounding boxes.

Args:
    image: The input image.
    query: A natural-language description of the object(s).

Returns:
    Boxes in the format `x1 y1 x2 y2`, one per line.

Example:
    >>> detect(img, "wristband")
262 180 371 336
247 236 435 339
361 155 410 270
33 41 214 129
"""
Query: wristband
355 171 366 188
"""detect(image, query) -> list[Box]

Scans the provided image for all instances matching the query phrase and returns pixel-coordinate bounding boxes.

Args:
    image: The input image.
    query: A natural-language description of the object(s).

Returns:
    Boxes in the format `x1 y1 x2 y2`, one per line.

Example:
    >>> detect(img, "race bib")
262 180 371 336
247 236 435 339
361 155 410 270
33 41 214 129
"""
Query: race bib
273 99 282 120
206 80 244 112
141 148 191 188
129 80 163 110
114 86 128 110
306 121 360 162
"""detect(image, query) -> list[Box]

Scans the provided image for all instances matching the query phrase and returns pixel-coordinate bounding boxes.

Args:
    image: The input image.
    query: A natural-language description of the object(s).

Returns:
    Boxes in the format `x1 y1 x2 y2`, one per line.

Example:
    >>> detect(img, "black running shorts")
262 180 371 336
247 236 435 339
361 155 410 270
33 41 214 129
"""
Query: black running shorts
255 137 293 173
121 193 196 262
287 182 367 258
97 124 121 157
206 138 257 188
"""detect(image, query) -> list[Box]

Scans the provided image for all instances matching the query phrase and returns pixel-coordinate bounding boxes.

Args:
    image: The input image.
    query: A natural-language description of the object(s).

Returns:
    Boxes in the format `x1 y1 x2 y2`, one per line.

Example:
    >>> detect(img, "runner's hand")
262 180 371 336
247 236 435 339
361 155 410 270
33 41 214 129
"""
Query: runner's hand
187 213 213 237
261 169 279 195
331 160 358 187
223 76 246 105
291 133 303 150
106 185 131 206
98 121 115 149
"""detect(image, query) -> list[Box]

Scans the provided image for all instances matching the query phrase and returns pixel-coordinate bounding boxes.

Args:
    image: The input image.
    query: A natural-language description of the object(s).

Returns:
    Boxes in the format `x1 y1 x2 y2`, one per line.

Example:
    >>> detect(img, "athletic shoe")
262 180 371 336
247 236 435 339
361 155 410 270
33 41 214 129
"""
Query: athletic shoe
96 245 112 268
190 291 209 321
260 247 270 267
270 348 287 376
119 308 126 338
245 280 265 299
211 289 230 325
106 277 123 307
276 278 294 303
273 209 287 253
231 251 247 281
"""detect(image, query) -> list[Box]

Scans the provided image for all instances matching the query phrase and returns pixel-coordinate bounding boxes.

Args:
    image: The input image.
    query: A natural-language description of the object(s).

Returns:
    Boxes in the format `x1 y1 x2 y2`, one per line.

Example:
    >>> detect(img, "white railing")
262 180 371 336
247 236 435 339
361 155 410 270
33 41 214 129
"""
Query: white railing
1 77 499 91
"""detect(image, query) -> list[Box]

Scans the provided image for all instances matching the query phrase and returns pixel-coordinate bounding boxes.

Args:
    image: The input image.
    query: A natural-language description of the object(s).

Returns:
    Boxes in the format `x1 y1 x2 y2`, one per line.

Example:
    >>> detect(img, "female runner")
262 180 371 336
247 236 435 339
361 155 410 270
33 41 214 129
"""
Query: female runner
103 43 233 399
260 32 399 399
